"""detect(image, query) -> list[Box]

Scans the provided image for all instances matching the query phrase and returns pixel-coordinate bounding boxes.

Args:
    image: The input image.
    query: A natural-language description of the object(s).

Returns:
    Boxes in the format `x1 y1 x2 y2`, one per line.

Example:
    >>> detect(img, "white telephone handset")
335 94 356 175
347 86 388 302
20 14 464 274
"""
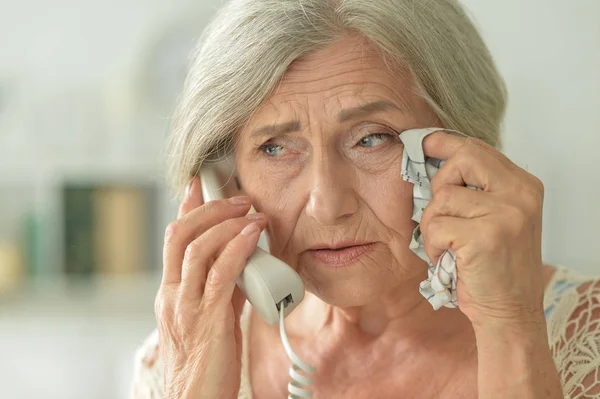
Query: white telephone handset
198 164 305 325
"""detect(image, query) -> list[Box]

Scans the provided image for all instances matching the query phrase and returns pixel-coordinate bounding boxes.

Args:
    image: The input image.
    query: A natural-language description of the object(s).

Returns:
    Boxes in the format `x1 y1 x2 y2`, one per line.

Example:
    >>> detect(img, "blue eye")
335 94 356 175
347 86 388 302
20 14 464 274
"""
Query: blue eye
358 133 392 148
260 143 284 157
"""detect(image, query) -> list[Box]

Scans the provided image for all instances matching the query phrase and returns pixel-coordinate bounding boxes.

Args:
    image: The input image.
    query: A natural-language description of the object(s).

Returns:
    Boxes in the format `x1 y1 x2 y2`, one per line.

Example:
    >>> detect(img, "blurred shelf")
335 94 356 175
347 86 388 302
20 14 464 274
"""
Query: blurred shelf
0 272 161 318
0 165 167 186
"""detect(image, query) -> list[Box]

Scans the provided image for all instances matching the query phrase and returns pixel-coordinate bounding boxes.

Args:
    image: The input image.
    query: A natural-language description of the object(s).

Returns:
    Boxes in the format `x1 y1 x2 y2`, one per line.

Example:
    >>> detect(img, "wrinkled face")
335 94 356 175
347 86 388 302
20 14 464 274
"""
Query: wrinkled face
235 36 440 307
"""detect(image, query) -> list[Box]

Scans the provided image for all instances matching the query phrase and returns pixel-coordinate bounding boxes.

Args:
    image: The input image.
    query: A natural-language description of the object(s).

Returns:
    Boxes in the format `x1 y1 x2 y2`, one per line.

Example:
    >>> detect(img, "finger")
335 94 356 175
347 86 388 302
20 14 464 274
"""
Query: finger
178 177 204 218
429 140 512 192
179 213 267 299
161 198 252 285
421 215 472 266
203 222 264 307
421 130 466 161
422 131 511 166
423 184 494 223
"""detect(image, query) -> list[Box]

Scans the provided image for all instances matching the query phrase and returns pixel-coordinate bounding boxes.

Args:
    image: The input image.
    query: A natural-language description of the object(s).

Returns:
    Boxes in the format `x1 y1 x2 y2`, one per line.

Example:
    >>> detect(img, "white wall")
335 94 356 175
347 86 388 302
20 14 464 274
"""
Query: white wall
0 1 211 398
460 0 600 274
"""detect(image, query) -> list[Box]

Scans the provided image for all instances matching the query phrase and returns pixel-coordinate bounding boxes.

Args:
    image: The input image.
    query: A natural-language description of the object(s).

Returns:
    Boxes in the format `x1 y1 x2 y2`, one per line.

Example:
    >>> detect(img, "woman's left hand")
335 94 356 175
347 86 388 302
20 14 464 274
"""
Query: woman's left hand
419 131 546 333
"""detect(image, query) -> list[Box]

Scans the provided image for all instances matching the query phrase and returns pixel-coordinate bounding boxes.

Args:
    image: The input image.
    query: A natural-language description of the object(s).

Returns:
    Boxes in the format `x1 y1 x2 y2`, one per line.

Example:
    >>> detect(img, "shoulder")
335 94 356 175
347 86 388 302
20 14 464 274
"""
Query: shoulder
544 266 600 398
544 265 599 321
130 329 164 399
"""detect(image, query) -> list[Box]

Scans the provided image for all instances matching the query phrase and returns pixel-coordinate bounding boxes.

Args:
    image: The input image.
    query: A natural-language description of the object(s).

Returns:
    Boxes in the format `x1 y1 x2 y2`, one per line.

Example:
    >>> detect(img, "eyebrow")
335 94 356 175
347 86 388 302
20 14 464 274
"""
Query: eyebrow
250 100 400 138
250 121 301 138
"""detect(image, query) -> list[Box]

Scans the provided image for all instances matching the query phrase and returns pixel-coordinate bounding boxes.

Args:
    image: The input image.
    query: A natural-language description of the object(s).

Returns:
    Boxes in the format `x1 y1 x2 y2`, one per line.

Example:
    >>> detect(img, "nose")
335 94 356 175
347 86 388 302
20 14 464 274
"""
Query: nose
305 154 358 225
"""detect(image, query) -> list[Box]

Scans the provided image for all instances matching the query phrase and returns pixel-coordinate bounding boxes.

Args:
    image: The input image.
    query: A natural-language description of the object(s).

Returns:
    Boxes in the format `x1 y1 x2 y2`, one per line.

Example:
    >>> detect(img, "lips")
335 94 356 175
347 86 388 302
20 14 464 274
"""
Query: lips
307 242 376 268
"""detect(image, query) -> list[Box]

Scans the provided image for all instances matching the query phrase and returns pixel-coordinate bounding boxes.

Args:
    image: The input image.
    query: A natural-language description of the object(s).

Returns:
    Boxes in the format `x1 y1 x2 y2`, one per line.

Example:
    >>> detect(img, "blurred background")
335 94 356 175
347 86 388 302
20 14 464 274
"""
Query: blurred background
0 0 598 398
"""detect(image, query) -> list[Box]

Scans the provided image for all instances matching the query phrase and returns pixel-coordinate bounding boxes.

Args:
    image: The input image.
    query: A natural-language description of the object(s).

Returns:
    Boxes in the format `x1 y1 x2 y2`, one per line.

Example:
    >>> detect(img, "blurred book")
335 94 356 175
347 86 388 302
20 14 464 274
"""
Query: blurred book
93 186 147 275
0 240 24 293
63 183 156 277
64 186 95 276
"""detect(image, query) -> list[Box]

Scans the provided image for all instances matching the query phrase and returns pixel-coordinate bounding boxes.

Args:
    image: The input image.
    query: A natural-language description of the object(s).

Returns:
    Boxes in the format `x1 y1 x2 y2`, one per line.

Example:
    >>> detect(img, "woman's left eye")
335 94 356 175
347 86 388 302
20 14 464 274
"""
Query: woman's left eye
357 133 393 148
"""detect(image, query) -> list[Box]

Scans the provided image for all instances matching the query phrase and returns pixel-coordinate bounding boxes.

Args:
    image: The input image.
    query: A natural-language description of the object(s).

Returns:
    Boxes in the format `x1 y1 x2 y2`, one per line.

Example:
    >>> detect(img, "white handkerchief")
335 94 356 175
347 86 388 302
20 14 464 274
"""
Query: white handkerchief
398 127 467 310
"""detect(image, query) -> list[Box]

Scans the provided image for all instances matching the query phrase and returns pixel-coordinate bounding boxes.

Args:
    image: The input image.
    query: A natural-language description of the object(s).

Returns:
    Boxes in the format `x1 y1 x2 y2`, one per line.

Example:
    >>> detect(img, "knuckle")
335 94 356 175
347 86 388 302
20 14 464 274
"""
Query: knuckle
427 216 441 231
424 216 443 241
154 290 172 321
504 204 531 236
220 217 237 231
222 235 241 255
460 138 477 154
460 138 488 161
465 136 487 149
433 184 455 207
223 216 246 231
205 253 238 292
202 199 218 212
164 221 182 243
201 198 225 213
204 272 224 296
453 150 473 170
520 183 543 214
183 236 205 261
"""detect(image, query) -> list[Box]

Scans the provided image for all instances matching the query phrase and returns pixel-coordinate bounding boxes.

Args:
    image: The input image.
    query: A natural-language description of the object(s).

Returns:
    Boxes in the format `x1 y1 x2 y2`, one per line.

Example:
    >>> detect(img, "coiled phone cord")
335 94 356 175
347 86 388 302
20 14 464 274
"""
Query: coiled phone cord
279 301 315 399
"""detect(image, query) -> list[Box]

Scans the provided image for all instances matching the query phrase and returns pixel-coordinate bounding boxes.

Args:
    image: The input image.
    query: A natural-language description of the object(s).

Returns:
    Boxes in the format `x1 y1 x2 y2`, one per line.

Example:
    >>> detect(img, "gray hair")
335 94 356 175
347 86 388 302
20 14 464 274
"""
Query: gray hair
167 0 507 196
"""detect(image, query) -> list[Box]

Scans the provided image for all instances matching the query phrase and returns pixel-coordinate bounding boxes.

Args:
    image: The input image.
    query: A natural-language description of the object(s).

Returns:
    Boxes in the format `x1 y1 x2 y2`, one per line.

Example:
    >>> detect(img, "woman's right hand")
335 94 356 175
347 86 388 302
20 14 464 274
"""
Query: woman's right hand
155 177 267 399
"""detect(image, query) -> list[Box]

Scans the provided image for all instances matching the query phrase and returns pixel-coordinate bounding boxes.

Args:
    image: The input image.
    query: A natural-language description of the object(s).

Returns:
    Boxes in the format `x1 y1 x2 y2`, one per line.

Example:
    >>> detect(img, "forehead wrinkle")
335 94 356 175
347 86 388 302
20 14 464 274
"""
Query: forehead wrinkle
250 54 416 135
273 81 405 109
274 66 412 111
277 65 392 96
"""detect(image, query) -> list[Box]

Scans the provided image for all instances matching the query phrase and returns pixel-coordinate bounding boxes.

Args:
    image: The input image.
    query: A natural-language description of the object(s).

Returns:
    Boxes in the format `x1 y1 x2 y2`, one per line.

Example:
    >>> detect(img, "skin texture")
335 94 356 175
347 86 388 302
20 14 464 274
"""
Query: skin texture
155 35 563 399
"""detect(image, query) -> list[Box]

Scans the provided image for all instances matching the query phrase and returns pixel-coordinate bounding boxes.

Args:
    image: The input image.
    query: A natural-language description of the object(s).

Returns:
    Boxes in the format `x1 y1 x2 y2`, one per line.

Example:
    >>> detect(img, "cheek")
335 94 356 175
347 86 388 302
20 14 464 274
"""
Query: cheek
358 171 415 235
236 167 303 251
238 168 294 213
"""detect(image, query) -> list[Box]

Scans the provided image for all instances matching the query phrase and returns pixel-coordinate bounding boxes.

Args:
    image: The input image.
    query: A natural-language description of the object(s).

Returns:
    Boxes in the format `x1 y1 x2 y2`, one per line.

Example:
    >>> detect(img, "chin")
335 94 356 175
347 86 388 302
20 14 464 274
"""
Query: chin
299 268 395 308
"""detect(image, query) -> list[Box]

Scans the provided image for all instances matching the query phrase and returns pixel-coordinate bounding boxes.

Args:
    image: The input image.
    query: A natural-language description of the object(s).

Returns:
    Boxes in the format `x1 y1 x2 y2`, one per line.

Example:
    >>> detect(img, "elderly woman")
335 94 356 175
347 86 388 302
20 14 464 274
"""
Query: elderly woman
131 0 600 398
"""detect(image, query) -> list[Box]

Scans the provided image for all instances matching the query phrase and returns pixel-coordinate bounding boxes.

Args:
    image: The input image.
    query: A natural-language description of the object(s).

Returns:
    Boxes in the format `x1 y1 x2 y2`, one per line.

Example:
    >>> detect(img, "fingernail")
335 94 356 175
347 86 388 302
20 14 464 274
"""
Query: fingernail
229 196 251 205
247 213 265 221
241 222 259 236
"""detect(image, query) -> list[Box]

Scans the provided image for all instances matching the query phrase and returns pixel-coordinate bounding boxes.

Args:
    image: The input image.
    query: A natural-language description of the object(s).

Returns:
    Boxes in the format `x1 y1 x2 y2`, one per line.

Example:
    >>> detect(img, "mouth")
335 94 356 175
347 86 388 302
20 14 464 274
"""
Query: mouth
307 241 377 268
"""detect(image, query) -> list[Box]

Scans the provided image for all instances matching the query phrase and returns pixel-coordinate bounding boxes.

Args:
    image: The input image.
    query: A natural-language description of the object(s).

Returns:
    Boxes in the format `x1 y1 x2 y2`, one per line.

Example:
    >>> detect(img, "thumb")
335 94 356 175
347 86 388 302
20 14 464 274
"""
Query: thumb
178 177 204 218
